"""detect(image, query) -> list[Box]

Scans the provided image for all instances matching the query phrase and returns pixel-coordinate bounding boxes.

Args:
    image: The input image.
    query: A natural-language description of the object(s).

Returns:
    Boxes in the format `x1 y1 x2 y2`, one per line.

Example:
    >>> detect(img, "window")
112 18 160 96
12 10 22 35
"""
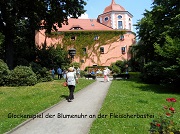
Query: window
104 17 109 21
94 35 99 41
129 23 131 30
118 21 123 29
120 35 124 41
118 15 122 19
70 25 83 30
39 26 45 30
82 48 86 55
71 36 76 40
121 47 126 54
100 47 104 54
70 27 82 30
80 59 84 63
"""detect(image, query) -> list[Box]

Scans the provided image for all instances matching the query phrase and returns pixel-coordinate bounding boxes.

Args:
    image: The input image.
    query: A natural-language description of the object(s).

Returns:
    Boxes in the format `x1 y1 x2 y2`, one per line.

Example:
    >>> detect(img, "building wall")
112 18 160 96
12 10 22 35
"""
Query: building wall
75 32 135 69
35 29 62 48
35 30 135 70
98 11 133 31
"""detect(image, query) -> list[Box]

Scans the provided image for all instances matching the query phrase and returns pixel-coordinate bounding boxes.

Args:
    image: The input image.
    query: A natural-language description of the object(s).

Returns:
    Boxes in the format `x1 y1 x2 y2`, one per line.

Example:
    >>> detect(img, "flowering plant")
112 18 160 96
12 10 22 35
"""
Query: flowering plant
149 98 180 134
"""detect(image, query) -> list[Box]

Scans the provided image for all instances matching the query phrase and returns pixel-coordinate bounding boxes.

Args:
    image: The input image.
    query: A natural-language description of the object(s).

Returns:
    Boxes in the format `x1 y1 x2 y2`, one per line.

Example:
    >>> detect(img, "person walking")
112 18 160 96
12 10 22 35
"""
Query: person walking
106 67 110 82
103 68 108 82
63 68 67 79
76 67 81 78
66 67 78 102
57 67 62 79
51 68 55 79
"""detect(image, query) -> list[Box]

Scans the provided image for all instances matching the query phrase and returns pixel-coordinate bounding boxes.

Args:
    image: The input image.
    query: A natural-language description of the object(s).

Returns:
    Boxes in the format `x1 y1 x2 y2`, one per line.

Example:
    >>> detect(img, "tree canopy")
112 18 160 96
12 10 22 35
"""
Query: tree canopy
134 0 180 89
0 0 86 69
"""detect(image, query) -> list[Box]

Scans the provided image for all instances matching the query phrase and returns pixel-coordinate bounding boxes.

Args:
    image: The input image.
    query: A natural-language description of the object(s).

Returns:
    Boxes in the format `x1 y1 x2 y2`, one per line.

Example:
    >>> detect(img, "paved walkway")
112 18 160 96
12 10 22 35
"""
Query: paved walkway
7 78 112 134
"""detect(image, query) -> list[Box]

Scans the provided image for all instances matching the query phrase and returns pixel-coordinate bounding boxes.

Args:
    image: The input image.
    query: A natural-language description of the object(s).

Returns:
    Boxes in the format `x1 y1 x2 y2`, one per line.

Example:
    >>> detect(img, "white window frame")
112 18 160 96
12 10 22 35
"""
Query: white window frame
117 21 123 29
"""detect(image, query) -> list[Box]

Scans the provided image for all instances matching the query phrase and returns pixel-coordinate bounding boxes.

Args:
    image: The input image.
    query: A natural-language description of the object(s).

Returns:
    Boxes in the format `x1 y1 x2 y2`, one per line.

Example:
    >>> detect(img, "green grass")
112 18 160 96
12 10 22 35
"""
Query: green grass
89 73 180 134
0 79 95 134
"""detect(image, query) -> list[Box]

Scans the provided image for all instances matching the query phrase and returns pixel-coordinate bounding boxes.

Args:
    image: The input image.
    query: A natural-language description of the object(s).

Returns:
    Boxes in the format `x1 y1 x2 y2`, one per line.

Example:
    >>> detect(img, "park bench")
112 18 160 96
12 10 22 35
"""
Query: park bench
113 73 130 79
84 74 96 80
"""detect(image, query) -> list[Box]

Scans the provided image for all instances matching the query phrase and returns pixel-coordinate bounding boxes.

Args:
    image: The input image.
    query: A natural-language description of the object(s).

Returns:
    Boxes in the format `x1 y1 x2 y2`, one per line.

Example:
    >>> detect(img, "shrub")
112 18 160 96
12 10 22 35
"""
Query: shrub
8 66 37 86
111 60 128 73
80 70 86 78
140 61 164 84
38 67 52 82
70 62 80 69
111 63 121 74
30 62 52 82
0 59 10 86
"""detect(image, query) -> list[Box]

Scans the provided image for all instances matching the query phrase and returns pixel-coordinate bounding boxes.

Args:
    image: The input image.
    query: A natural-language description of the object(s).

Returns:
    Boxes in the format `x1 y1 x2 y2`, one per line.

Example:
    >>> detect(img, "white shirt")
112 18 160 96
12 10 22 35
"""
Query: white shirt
103 69 108 75
66 72 77 86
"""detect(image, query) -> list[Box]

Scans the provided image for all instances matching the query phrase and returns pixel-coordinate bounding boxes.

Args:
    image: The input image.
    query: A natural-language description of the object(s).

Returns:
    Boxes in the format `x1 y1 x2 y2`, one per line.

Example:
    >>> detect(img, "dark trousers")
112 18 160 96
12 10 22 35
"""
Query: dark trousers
58 74 62 79
68 85 75 100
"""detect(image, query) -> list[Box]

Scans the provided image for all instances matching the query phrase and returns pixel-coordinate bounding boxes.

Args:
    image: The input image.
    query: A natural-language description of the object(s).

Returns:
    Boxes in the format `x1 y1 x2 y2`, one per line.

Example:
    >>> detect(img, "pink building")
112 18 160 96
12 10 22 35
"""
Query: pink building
35 0 136 70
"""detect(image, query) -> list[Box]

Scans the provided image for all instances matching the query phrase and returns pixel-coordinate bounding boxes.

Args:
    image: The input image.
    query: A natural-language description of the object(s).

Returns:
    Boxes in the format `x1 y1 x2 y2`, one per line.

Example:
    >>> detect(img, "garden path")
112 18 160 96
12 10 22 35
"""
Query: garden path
7 78 112 134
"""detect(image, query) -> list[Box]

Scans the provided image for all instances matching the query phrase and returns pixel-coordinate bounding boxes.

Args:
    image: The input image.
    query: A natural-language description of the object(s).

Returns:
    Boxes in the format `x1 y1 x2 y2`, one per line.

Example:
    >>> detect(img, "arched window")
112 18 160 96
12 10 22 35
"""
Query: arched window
118 15 122 19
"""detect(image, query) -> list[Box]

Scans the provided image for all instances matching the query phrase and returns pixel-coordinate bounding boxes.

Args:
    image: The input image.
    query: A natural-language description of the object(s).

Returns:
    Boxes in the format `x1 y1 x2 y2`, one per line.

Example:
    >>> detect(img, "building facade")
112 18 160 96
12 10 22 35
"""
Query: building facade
35 0 136 70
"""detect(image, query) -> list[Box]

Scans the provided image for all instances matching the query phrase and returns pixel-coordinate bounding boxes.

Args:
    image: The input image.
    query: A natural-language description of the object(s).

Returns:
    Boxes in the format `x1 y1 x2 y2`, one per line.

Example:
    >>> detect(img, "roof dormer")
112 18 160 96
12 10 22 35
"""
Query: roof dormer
70 25 83 30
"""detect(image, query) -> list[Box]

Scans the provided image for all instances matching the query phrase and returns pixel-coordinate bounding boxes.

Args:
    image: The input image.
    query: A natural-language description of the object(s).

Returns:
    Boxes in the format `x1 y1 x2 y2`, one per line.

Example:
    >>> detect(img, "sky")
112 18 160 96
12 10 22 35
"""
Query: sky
81 0 153 33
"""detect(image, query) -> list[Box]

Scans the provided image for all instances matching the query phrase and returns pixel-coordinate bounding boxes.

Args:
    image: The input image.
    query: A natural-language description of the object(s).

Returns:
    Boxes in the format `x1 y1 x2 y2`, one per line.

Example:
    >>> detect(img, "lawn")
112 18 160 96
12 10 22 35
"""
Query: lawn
0 79 95 134
89 73 180 134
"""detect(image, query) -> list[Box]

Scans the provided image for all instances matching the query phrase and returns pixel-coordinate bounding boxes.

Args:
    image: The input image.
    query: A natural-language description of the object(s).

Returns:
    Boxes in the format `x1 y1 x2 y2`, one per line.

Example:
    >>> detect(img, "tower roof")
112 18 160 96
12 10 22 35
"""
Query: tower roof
103 0 125 13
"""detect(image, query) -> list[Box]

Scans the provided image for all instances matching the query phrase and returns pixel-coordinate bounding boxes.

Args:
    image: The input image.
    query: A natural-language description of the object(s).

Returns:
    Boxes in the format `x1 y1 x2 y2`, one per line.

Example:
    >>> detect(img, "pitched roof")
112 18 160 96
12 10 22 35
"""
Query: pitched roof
56 18 113 31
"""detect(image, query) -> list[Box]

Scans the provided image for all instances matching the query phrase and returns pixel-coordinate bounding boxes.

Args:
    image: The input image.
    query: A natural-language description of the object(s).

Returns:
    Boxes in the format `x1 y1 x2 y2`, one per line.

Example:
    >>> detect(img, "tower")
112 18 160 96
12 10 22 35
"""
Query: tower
98 0 133 31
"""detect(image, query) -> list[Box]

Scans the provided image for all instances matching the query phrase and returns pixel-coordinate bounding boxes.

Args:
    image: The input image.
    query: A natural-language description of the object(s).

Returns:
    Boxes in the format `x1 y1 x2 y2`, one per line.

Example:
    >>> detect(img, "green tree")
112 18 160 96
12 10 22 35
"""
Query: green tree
36 45 70 69
151 0 180 38
154 36 180 86
0 33 5 59
0 0 86 69
134 0 180 88
135 10 157 63
135 0 180 62
14 18 36 66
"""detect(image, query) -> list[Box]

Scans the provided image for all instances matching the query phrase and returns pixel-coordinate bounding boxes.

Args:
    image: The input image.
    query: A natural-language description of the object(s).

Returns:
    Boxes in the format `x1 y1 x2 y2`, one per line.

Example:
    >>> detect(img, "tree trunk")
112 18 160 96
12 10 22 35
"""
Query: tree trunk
4 26 14 70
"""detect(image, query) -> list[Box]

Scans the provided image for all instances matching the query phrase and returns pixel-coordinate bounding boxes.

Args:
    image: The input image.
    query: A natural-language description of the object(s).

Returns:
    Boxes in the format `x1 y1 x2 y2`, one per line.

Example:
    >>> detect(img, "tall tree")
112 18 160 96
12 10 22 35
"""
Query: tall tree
0 32 5 59
151 0 180 38
0 0 86 69
134 0 180 87
135 10 157 63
